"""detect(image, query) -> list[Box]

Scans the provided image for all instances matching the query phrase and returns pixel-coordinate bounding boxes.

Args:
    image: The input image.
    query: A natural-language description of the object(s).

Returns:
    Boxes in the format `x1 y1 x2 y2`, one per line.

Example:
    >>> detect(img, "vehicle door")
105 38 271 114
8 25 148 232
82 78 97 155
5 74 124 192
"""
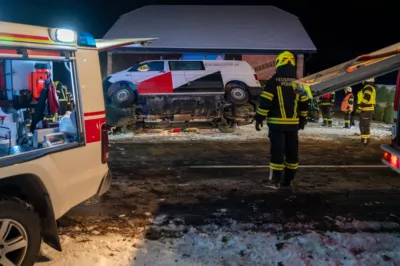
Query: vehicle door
127 61 172 94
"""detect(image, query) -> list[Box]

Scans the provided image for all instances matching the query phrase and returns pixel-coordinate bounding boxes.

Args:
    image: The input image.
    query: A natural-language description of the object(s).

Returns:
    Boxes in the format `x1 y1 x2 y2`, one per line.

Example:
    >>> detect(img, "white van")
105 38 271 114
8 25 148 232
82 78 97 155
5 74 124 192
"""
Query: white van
104 60 262 132
0 21 155 265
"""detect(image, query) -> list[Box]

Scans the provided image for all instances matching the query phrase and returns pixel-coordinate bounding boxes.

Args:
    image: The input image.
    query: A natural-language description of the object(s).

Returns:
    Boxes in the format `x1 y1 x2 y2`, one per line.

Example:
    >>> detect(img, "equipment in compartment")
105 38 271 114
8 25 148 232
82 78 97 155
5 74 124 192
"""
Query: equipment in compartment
28 63 51 99
43 132 68 148
33 127 59 148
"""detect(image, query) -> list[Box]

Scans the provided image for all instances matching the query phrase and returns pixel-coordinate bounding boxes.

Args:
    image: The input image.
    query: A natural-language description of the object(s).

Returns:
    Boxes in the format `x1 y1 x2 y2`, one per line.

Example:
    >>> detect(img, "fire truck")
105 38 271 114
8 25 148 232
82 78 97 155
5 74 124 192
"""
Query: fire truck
292 43 400 173
0 21 156 265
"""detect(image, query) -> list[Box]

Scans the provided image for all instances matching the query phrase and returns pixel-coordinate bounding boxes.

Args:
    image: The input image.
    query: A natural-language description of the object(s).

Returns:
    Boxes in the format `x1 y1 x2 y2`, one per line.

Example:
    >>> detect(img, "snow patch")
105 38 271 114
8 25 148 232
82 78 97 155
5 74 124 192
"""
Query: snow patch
39 218 400 266
109 120 391 143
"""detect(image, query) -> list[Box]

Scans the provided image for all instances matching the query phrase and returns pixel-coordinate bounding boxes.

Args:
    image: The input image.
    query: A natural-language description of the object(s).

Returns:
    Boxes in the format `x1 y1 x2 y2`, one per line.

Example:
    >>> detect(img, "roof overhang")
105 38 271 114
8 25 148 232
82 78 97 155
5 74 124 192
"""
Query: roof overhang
95 38 158 52
106 47 317 55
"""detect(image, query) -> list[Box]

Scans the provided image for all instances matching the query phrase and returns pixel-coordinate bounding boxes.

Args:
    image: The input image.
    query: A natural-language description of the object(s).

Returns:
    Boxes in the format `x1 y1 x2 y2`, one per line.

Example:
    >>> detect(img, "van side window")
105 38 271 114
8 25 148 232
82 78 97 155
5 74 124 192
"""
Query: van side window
129 62 164 72
169 61 205 71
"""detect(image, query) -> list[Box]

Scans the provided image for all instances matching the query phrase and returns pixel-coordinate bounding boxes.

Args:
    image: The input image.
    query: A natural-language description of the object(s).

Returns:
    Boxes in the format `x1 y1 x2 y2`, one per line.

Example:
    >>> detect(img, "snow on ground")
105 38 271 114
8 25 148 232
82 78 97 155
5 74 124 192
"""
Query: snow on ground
39 218 400 266
109 120 392 143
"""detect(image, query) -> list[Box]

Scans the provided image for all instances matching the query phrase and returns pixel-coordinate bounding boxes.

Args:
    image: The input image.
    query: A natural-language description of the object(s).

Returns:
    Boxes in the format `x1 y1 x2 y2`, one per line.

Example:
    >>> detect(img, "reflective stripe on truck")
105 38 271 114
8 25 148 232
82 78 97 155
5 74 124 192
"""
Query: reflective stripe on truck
84 111 106 144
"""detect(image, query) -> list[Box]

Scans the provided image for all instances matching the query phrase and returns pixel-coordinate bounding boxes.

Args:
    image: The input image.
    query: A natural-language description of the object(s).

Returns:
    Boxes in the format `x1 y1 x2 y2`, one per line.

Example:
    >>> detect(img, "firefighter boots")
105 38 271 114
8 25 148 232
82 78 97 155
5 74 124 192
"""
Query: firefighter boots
361 138 370 147
280 168 296 188
268 169 283 187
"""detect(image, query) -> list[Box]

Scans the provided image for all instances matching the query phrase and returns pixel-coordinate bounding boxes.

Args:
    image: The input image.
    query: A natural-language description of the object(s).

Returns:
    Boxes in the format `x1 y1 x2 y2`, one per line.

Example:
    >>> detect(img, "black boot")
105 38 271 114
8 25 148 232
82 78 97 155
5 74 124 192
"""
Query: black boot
328 120 333 127
281 168 296 188
265 169 283 189
322 120 327 126
343 122 350 129
362 138 370 147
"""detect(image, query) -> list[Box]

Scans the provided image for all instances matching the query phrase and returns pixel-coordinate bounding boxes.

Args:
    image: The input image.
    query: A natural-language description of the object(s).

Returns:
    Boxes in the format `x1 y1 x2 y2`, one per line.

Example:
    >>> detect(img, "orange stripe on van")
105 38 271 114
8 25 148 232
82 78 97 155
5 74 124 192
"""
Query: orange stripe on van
0 32 52 44
27 50 61 57
0 48 18 55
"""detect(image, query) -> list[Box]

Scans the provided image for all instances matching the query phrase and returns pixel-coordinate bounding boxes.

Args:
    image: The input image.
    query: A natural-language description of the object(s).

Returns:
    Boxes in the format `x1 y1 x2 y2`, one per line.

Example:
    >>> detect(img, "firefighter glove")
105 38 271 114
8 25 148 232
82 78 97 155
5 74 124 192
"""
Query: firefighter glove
254 113 265 131
356 107 362 114
299 116 306 130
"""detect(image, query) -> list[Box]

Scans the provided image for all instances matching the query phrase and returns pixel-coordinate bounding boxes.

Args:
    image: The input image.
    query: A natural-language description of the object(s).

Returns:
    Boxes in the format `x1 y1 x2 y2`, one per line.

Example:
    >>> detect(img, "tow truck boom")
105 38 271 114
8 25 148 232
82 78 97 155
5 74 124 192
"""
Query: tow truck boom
293 43 400 97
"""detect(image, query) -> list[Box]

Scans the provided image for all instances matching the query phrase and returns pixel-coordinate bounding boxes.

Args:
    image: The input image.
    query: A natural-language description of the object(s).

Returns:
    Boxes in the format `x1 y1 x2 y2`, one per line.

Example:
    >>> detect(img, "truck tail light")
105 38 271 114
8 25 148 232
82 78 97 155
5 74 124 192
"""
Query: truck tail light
254 74 259 80
101 123 109 164
393 69 400 146
383 151 399 169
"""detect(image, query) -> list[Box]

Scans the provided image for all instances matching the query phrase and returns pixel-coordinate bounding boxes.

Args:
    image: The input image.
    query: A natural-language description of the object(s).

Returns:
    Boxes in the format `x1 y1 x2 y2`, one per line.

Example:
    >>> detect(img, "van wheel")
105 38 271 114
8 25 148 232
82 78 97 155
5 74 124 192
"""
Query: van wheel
226 85 249 105
0 200 41 266
109 81 137 108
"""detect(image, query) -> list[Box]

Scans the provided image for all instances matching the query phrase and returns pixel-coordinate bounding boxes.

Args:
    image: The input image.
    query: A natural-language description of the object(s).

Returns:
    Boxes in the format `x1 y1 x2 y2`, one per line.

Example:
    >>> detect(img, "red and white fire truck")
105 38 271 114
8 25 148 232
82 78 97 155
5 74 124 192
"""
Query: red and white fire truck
0 21 155 265
293 43 400 173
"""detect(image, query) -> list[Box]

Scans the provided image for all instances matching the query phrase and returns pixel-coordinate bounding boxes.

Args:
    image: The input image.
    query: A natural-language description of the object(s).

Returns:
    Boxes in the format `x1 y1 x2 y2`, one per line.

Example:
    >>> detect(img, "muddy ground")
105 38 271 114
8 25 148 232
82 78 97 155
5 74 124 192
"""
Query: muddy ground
56 136 400 241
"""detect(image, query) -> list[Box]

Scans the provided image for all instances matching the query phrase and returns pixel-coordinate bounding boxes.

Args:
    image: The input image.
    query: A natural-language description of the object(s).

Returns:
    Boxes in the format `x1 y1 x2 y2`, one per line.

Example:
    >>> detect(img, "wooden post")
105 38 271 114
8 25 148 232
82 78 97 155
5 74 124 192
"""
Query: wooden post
297 54 304 78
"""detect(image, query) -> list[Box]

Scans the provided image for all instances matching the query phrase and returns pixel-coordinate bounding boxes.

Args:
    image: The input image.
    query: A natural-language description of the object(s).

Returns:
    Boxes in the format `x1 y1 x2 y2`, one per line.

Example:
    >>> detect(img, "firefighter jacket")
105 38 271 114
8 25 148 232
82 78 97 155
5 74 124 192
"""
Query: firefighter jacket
319 92 335 106
256 74 309 131
357 84 376 112
341 93 354 112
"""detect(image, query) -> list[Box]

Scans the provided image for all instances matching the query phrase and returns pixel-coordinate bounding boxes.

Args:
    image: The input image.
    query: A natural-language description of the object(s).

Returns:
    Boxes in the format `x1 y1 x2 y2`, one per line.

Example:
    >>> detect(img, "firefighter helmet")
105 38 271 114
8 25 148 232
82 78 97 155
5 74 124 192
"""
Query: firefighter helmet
275 51 296 69
345 86 352 93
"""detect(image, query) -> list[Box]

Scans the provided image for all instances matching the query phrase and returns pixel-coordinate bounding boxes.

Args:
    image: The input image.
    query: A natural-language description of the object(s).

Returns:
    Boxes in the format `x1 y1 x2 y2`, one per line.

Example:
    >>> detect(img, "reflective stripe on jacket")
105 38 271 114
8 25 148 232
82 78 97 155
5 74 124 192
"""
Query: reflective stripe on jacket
357 84 376 112
256 74 309 130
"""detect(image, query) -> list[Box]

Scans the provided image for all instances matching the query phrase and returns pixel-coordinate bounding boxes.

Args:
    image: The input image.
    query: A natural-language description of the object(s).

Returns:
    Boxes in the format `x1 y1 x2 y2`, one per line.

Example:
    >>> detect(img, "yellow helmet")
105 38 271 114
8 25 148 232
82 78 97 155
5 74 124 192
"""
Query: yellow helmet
275 51 296 69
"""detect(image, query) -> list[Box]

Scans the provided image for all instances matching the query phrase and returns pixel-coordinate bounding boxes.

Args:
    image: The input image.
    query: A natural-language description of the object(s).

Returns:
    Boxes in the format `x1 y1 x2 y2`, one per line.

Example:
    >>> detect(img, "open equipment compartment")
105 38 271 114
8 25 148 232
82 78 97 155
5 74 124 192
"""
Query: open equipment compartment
0 47 81 159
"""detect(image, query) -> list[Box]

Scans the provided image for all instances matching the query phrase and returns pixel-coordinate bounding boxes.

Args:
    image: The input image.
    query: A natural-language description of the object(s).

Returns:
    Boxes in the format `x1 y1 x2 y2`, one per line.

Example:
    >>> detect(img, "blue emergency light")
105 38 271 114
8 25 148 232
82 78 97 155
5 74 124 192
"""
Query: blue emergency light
77 32 96 48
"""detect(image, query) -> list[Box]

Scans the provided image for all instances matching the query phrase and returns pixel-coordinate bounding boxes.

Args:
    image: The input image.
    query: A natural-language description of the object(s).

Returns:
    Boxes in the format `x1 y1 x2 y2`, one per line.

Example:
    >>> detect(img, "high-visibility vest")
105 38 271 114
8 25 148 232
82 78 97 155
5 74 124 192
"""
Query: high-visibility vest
341 93 353 112
362 85 376 105
357 90 363 104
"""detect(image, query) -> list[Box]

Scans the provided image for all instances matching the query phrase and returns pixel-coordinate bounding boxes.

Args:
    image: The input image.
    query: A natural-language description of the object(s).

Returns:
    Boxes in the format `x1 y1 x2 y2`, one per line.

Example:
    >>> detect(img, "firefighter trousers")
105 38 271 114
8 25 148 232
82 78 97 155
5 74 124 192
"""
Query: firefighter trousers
359 111 373 144
350 110 355 126
269 130 298 183
344 111 351 128
321 105 333 126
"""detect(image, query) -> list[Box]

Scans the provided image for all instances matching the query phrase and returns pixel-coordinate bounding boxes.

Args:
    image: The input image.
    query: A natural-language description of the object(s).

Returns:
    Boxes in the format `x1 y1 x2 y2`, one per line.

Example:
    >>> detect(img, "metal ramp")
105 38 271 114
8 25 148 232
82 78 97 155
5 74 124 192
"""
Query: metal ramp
293 43 400 97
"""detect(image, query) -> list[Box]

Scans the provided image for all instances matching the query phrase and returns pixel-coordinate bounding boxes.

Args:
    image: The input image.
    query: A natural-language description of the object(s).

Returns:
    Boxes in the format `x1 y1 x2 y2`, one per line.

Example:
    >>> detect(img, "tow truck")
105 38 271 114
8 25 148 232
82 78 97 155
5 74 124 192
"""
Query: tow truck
292 43 400 173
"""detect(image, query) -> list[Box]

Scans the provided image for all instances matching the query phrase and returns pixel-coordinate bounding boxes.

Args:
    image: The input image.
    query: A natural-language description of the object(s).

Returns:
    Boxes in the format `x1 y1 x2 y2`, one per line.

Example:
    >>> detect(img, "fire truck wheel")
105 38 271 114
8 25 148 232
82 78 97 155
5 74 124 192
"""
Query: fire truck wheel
226 85 249 105
109 81 137 108
0 199 41 266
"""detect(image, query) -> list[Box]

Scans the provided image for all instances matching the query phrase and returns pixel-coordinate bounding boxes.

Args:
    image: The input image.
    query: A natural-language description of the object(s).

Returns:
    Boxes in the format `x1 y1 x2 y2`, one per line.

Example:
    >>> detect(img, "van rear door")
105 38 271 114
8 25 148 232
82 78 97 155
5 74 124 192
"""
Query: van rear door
293 43 400 97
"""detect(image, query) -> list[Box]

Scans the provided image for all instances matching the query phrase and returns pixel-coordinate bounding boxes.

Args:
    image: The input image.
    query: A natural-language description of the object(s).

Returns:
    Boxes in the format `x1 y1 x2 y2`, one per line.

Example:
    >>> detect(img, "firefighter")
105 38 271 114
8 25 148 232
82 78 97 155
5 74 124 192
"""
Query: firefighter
55 81 69 116
341 86 354 128
356 78 376 146
254 51 309 188
319 92 335 126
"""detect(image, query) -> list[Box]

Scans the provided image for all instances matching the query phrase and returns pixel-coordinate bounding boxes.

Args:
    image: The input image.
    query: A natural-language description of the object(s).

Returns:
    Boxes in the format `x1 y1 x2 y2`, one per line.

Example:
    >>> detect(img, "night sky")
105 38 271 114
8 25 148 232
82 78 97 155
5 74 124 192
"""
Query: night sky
1 0 400 83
